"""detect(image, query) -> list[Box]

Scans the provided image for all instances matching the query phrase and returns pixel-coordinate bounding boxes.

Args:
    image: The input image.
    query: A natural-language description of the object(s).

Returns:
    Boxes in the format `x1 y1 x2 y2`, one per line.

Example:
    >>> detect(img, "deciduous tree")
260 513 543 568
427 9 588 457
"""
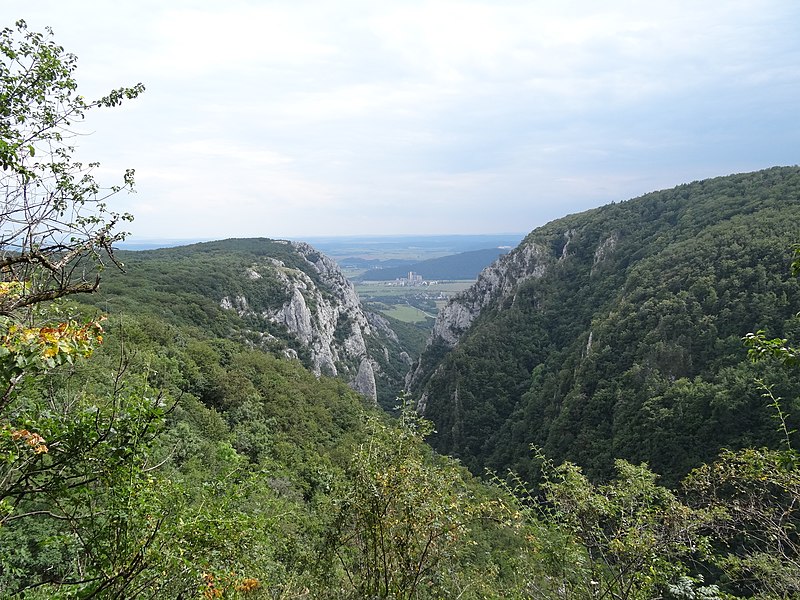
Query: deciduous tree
0 19 143 318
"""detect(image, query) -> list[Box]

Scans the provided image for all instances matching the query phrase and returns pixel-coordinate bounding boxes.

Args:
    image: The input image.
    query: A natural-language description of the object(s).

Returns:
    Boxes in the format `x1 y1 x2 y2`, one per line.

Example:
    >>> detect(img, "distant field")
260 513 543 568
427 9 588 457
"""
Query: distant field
355 280 474 296
355 280 473 322
354 283 414 297
380 304 433 323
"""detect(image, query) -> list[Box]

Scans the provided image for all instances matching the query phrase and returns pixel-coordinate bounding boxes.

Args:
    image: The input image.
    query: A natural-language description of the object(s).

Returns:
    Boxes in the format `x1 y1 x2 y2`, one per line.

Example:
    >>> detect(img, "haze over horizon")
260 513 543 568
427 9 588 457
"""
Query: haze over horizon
12 1 800 241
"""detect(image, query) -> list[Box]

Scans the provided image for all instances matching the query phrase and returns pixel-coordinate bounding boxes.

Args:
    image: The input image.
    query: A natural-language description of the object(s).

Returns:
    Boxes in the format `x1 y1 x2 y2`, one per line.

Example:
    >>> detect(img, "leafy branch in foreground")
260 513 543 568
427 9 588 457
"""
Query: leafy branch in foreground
326 398 497 599
1 19 143 316
493 448 717 600
741 244 800 369
742 330 799 368
0 18 183 599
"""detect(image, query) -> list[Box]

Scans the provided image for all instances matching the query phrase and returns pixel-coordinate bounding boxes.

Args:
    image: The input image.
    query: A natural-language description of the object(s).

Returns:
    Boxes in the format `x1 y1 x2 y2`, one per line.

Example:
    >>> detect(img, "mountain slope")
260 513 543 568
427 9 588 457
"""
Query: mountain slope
409 166 800 484
91 238 410 407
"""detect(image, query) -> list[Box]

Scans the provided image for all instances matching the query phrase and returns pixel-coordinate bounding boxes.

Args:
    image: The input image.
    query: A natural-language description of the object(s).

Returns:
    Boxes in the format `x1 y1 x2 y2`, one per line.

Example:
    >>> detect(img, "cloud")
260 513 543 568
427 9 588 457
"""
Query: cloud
12 0 800 239
147 5 337 77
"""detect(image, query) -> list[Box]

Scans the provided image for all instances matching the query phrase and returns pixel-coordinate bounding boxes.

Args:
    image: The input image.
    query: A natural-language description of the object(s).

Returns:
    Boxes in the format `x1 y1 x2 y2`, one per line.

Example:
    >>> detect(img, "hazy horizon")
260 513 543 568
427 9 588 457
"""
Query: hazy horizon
15 1 800 239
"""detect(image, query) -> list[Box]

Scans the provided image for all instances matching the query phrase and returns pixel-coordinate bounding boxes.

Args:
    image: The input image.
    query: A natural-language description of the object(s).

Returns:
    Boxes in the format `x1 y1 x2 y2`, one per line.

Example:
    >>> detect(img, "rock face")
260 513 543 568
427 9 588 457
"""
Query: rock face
277 288 315 346
219 240 401 404
407 239 555 394
416 226 623 366
429 242 551 348
407 220 623 406
352 358 377 401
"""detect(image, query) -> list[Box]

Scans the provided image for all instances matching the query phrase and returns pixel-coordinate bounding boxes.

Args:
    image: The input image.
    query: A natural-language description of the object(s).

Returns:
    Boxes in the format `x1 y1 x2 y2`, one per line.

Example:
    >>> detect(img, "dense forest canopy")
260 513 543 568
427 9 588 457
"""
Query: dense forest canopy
411 167 800 485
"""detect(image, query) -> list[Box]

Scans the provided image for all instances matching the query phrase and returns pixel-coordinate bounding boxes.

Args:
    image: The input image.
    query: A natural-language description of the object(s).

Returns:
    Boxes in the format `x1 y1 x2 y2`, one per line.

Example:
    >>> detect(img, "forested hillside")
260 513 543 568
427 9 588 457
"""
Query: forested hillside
88 238 411 408
410 166 800 484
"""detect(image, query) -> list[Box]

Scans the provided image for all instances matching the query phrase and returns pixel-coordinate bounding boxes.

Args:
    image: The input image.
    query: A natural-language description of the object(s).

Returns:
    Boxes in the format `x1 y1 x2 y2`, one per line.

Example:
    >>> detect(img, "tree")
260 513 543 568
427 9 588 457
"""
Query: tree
684 447 800 598
0 15 145 424
326 400 495 599
680 243 800 598
742 244 800 370
0 19 143 318
0 20 173 597
500 451 717 600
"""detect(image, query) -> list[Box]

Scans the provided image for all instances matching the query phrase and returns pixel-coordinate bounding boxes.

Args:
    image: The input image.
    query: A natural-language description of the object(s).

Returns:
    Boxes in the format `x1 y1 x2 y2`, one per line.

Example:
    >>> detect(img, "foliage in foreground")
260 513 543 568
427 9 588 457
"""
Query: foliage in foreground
2 277 800 599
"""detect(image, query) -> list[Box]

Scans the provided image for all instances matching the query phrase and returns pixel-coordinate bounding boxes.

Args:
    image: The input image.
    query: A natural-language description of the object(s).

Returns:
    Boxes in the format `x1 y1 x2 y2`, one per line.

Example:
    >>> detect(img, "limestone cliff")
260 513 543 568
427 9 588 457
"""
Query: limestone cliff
219 240 402 404
411 227 620 392
406 237 558 405
406 220 629 416
429 242 552 348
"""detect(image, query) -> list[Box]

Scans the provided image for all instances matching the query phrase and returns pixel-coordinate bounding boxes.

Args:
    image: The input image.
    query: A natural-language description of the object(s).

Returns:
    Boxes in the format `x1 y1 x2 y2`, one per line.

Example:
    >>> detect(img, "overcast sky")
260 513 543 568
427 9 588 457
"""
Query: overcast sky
10 0 800 241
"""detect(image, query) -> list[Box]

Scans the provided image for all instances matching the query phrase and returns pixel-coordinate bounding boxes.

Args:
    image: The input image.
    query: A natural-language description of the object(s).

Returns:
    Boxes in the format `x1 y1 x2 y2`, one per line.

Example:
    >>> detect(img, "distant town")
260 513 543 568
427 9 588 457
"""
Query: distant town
386 271 439 287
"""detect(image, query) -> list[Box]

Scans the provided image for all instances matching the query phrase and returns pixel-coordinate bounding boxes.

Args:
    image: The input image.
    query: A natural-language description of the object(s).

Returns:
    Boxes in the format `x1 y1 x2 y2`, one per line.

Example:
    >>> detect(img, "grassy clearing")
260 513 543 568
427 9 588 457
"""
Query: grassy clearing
431 281 475 293
380 304 434 323
355 281 474 322
354 280 474 297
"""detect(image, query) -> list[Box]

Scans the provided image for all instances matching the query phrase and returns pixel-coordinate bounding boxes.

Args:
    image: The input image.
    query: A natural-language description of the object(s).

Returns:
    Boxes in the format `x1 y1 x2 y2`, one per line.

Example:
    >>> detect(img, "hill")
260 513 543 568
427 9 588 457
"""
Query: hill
338 256 415 269
87 238 411 408
7 181 800 598
409 166 800 485
356 247 511 281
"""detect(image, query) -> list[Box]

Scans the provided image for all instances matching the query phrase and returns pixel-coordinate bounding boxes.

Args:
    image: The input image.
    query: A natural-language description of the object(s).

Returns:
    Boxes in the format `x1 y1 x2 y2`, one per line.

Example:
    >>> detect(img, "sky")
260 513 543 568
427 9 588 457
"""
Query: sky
8 0 800 241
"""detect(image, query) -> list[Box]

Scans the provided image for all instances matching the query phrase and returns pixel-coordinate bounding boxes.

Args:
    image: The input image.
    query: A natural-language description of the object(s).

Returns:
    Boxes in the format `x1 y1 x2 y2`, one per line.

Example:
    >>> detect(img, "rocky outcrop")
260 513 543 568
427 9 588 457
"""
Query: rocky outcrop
352 358 377 404
405 239 555 394
220 295 249 315
366 311 400 344
591 233 618 275
428 241 552 349
275 288 314 345
219 240 387 402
